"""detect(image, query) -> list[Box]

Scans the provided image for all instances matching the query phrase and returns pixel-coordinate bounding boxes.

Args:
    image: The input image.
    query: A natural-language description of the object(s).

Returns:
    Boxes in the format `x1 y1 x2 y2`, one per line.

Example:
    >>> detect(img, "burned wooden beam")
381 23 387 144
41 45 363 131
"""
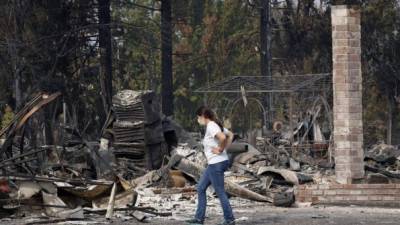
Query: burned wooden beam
0 148 46 168
365 165 400 179
105 182 117 219
1 174 113 186
25 218 89 225
0 157 38 169
85 206 172 217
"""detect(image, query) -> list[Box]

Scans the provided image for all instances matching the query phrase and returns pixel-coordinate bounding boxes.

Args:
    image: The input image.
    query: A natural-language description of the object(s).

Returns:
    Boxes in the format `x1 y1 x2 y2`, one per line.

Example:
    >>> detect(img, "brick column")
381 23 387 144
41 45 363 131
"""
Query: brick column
331 5 364 184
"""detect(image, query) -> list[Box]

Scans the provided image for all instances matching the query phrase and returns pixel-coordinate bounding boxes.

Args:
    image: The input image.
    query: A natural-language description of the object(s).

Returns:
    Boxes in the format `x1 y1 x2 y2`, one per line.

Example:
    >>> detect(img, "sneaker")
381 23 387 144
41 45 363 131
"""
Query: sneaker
217 220 236 225
186 218 204 225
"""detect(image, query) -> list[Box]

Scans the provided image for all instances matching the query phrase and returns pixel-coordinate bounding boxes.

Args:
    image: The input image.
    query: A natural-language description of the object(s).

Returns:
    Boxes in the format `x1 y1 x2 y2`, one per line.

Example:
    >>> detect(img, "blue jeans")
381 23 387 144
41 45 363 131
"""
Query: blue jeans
195 160 235 222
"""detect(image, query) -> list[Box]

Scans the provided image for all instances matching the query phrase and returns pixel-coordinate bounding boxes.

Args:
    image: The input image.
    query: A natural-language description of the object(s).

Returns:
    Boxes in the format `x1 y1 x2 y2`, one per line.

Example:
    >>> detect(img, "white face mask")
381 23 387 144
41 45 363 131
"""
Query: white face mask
197 116 206 126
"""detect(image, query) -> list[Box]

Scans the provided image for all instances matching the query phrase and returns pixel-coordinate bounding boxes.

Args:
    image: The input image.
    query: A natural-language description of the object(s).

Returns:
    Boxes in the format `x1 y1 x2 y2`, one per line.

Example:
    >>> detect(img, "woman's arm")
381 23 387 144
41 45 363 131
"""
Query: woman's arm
212 132 227 154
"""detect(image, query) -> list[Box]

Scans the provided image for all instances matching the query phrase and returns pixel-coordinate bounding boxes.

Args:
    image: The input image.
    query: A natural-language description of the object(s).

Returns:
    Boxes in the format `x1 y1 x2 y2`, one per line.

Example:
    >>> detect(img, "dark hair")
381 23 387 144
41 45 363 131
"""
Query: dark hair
196 106 223 131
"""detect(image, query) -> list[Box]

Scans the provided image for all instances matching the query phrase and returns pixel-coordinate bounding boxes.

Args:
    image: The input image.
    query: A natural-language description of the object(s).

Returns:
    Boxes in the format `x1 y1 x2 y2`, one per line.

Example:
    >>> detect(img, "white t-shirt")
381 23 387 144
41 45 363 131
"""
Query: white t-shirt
202 121 229 164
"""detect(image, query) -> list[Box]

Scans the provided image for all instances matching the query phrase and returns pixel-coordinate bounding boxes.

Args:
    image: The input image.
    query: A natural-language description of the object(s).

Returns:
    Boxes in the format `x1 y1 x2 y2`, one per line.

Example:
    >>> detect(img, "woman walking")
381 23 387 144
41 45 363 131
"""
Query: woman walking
187 106 235 225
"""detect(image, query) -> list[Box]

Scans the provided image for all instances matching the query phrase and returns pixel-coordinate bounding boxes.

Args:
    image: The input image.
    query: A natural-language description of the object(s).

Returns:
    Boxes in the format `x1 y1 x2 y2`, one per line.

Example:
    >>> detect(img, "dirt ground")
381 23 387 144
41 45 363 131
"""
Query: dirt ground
143 205 400 225
3 205 400 225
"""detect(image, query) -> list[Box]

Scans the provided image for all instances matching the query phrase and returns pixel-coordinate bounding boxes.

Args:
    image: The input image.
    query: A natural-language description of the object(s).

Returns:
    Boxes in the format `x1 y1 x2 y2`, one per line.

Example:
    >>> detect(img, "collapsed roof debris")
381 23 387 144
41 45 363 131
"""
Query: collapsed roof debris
1 89 399 224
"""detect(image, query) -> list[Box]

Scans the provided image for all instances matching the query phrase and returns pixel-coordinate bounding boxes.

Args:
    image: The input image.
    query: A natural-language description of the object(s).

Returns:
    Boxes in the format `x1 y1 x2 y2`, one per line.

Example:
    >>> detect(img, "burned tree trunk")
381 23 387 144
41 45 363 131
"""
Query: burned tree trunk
98 0 113 114
191 0 204 87
161 0 174 117
260 0 273 127
260 0 271 78
8 0 23 110
192 0 203 28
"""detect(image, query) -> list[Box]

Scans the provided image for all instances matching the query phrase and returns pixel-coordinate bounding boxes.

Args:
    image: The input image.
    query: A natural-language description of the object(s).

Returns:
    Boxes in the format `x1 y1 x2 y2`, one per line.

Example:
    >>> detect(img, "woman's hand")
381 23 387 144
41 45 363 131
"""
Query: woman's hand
212 146 223 154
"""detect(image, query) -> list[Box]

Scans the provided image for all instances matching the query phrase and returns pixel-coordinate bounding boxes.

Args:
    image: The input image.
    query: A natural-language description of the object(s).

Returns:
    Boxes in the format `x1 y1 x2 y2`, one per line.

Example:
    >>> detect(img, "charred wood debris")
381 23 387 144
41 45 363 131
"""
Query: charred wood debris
0 90 399 224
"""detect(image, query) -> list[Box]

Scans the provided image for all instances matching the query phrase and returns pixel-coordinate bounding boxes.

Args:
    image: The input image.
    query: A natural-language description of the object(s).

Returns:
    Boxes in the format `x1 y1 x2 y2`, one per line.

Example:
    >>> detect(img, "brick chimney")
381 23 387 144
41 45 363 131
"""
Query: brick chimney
331 5 364 184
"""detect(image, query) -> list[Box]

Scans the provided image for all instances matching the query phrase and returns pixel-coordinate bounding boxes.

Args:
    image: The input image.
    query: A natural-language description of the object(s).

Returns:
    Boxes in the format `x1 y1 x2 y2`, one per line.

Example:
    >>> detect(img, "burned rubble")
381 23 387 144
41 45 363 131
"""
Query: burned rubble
1 89 400 224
